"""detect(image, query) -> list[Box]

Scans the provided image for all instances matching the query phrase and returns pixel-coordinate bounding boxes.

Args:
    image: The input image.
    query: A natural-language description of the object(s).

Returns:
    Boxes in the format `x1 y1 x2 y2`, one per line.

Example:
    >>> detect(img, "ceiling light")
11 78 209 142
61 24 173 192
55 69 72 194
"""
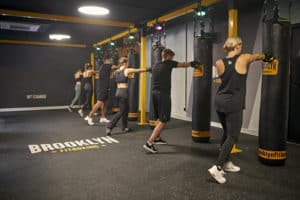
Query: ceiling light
78 6 109 16
109 41 115 46
96 47 101 50
195 7 206 17
128 33 135 40
49 34 71 41
155 24 163 31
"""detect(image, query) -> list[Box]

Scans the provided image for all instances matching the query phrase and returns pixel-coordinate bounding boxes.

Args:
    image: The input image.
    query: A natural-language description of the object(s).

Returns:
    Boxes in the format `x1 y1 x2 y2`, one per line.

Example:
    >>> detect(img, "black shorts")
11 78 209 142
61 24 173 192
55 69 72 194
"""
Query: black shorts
97 88 109 102
152 90 171 123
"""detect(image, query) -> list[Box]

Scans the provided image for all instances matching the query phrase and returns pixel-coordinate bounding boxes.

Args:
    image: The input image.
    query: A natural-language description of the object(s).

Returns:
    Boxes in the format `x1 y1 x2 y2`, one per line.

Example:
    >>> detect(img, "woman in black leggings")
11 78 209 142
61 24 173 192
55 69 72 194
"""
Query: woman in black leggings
78 63 95 117
68 68 83 112
208 36 275 184
106 57 150 135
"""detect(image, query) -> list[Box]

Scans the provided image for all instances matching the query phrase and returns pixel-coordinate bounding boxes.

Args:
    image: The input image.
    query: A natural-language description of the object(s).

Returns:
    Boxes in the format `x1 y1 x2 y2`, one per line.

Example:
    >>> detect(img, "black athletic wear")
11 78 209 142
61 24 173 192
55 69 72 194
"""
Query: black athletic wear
151 60 178 94
107 68 129 130
97 64 112 101
115 69 129 99
152 90 171 123
216 111 243 166
214 54 248 167
215 55 249 113
83 76 92 86
82 75 93 110
107 97 129 130
151 60 178 123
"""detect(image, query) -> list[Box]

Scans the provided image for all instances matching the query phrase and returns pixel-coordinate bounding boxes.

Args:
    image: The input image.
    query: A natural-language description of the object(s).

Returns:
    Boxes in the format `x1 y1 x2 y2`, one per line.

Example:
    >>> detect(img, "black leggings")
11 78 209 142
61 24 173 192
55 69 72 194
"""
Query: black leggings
107 97 128 130
216 110 243 166
82 83 92 110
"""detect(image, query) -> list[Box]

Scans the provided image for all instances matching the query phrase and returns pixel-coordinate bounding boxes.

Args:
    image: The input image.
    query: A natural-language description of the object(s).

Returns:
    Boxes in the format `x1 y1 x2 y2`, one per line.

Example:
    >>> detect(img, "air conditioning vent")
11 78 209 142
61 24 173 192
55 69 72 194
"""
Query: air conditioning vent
0 21 40 32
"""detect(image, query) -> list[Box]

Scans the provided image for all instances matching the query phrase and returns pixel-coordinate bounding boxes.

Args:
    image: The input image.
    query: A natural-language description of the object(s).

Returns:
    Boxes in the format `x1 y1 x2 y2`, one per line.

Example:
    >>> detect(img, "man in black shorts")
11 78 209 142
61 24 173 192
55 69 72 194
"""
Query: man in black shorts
85 57 118 125
143 48 201 153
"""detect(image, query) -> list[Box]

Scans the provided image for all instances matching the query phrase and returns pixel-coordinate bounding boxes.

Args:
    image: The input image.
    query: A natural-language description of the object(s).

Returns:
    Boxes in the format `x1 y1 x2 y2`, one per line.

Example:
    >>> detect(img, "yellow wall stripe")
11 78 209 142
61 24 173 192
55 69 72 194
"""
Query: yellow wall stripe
0 9 134 28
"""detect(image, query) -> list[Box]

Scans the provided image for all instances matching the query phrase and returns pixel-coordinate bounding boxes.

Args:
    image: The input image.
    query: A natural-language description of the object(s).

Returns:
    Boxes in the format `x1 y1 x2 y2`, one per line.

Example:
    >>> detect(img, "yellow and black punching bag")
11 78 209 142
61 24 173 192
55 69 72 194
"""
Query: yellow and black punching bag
192 36 212 142
108 54 120 113
149 44 165 129
128 50 140 121
258 19 291 165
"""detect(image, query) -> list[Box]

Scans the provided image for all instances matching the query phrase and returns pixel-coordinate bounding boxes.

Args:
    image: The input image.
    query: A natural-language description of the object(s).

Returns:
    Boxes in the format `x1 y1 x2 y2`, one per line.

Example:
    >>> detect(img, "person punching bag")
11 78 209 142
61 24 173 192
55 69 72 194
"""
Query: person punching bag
149 44 165 129
258 18 291 165
128 49 140 121
192 36 212 142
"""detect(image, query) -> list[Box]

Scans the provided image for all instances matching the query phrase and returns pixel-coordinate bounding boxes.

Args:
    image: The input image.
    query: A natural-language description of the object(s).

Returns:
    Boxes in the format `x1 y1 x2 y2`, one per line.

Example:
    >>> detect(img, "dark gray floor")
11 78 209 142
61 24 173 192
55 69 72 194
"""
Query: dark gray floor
0 110 300 200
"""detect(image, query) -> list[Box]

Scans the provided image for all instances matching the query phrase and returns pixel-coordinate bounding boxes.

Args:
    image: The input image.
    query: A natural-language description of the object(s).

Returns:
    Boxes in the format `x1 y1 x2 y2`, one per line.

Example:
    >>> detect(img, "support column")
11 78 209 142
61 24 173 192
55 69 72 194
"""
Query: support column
90 52 95 107
139 35 147 125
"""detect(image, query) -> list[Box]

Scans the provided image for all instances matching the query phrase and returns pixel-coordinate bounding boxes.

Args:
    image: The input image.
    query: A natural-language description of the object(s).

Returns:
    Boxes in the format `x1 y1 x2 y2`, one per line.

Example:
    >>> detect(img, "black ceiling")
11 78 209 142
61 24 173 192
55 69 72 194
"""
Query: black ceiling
0 0 200 45
0 0 265 46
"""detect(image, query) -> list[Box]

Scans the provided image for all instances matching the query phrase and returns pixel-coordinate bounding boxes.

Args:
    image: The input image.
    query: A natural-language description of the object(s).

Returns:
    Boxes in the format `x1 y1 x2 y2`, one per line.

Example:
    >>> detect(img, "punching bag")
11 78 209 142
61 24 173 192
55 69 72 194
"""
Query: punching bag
149 44 165 129
192 36 212 142
128 50 140 121
94 60 100 105
107 54 120 113
258 19 290 165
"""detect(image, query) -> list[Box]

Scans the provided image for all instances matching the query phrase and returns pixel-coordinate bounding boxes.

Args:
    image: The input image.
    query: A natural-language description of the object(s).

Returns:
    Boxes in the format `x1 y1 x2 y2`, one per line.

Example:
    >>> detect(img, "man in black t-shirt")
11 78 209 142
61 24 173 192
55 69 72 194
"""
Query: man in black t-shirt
143 48 201 153
85 57 118 125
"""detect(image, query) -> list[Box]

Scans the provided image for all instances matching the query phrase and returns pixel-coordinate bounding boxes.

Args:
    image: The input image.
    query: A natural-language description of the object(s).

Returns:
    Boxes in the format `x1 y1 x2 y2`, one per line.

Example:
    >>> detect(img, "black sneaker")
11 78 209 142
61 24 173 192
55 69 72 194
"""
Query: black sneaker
106 128 112 136
122 127 132 133
143 142 158 153
154 137 167 145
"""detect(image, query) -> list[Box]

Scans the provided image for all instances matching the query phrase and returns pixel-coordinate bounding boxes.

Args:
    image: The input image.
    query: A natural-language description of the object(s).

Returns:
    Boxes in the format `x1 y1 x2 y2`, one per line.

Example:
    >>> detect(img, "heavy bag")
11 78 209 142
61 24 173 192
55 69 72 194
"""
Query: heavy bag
258 19 290 165
94 60 101 104
107 54 120 113
128 50 140 121
192 36 212 142
149 45 165 129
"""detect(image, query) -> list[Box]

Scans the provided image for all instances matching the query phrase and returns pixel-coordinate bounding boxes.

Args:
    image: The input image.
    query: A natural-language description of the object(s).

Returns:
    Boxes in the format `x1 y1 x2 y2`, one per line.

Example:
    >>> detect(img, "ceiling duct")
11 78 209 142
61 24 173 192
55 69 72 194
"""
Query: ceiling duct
0 21 40 32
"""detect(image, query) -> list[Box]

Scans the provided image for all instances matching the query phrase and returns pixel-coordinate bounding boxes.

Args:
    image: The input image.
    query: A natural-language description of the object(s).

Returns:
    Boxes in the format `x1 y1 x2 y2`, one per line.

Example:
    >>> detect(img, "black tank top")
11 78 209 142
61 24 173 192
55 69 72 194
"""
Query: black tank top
115 69 128 98
75 75 82 83
83 76 92 85
215 55 249 113
115 69 128 83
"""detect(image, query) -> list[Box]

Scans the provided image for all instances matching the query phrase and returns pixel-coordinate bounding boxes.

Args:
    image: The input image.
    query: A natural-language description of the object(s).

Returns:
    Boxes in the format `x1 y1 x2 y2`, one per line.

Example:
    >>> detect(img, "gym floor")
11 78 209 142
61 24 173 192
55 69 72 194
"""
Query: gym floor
0 110 299 200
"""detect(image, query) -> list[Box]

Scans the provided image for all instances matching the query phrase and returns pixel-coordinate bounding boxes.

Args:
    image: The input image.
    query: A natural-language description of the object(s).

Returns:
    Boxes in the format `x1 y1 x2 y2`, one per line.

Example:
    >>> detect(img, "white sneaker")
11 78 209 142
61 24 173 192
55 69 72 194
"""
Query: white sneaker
208 165 226 184
100 117 110 123
223 161 240 172
86 116 94 126
84 116 89 121
78 110 84 117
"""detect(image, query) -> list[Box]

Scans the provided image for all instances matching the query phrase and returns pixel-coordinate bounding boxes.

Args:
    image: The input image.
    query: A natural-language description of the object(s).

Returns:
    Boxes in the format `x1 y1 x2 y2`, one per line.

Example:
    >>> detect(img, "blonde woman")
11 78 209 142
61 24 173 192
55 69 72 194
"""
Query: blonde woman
208 37 275 184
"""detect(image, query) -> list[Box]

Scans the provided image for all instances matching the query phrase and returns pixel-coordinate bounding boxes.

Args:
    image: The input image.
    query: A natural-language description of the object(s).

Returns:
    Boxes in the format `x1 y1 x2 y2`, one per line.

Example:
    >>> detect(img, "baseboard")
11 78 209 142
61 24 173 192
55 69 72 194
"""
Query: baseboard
0 105 80 112
171 113 192 121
